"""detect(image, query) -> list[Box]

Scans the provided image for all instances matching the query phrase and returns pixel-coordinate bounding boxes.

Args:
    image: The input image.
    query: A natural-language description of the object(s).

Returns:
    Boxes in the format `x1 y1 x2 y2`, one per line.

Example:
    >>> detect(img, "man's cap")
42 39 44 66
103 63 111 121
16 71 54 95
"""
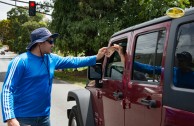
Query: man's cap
177 51 192 62
26 27 59 50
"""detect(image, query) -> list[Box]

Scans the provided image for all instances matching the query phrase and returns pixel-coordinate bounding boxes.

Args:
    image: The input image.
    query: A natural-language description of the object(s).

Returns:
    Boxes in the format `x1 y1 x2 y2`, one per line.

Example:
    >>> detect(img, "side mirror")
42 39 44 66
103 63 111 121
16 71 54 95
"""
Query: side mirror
87 63 102 80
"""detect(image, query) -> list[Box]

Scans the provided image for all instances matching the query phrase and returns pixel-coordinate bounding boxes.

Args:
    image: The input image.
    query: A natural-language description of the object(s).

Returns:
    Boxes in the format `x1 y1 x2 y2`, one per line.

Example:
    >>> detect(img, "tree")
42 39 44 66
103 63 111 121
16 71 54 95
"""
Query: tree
16 21 47 53
51 0 192 56
52 0 123 56
0 20 11 44
4 7 47 53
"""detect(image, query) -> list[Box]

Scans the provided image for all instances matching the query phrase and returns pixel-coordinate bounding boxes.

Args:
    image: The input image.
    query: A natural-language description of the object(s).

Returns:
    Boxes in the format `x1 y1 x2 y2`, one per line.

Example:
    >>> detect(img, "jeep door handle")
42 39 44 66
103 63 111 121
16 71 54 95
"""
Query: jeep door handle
140 99 157 108
113 91 123 100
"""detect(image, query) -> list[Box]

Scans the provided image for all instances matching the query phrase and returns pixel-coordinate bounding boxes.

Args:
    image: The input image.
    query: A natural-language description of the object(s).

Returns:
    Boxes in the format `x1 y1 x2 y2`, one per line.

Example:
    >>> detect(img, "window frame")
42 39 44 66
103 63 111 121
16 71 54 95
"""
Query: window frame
104 39 128 80
132 29 166 85
163 15 194 113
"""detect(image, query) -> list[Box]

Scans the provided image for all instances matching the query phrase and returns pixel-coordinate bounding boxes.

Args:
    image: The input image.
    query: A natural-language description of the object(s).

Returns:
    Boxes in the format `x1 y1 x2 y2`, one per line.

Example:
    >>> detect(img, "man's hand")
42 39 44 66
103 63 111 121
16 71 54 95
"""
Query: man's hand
113 44 125 63
113 44 123 55
7 118 20 126
96 47 107 61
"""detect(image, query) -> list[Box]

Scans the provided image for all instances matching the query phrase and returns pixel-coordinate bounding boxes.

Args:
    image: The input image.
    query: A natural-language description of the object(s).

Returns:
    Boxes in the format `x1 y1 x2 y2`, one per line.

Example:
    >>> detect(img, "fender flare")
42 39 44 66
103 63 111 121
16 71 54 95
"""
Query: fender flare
67 89 95 126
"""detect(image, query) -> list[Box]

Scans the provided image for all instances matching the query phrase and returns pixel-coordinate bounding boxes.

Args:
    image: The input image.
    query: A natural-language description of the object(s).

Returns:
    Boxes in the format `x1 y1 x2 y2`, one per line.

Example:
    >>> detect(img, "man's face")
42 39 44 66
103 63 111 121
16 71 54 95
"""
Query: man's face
178 59 187 67
40 37 54 54
177 58 190 70
176 53 192 70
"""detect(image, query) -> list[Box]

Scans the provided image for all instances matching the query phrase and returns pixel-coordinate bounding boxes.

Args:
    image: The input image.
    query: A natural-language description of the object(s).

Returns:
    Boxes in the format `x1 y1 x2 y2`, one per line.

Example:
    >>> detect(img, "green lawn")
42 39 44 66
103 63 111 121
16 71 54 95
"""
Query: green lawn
54 69 88 87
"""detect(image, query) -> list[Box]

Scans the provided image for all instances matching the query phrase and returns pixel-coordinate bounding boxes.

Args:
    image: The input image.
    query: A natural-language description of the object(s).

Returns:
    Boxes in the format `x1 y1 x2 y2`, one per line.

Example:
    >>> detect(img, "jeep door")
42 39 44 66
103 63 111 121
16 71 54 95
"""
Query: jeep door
162 12 194 126
99 34 130 126
125 22 170 126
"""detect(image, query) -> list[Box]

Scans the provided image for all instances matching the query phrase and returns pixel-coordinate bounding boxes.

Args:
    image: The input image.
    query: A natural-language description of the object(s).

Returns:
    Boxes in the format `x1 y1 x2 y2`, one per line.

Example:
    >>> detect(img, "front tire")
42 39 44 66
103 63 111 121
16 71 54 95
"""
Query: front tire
68 106 82 126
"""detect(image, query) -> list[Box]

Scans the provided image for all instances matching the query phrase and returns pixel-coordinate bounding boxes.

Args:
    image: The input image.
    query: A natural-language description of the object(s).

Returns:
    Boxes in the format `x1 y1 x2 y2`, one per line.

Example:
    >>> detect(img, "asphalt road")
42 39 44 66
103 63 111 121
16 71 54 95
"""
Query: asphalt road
0 51 83 126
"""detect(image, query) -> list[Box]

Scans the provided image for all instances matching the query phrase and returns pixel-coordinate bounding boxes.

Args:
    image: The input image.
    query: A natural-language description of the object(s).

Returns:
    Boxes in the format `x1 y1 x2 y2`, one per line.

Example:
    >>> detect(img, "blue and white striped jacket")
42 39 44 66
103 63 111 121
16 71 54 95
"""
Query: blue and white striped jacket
1 51 96 122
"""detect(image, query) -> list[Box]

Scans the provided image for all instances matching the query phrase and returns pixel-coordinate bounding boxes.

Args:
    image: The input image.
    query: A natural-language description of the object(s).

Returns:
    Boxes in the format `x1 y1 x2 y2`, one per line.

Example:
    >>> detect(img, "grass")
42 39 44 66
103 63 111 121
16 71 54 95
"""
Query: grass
0 42 2 48
54 68 88 87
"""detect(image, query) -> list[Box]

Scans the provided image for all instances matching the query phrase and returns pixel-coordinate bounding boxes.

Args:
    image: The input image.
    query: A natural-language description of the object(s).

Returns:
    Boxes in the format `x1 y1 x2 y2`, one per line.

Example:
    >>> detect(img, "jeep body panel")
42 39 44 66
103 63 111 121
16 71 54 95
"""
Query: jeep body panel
88 21 171 126
162 106 194 126
162 10 194 126
124 21 171 126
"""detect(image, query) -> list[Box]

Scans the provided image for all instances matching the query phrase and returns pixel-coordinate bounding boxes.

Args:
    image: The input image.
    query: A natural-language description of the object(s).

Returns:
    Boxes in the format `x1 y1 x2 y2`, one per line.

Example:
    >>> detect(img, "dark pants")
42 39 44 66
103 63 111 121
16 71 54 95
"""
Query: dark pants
16 116 50 126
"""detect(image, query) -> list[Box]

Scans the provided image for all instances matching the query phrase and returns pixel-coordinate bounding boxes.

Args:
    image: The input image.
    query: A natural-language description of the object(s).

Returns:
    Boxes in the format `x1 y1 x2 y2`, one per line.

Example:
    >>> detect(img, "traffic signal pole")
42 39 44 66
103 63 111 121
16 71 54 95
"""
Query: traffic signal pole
0 0 52 16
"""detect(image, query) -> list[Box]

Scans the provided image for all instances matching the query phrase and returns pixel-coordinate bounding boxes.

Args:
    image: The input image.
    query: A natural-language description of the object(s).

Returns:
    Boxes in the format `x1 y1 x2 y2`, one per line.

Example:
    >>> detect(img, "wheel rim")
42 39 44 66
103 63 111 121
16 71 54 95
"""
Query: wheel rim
71 117 77 126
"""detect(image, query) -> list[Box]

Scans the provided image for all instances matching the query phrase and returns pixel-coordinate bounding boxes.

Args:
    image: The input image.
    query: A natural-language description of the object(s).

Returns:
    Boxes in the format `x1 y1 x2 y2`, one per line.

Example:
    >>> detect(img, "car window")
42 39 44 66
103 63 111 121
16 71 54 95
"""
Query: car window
174 22 194 89
105 39 127 80
132 30 166 83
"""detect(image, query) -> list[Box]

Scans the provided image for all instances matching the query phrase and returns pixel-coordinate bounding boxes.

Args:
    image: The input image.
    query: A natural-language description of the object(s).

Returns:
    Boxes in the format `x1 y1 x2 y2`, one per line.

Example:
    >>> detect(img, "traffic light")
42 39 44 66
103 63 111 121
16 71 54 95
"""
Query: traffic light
29 1 36 16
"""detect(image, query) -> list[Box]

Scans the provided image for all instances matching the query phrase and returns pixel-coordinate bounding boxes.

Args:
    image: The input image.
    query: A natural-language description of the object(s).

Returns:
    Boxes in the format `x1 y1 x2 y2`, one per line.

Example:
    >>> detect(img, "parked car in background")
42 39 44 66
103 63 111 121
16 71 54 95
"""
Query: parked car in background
0 51 5 55
67 7 194 126
3 45 9 52
4 49 9 52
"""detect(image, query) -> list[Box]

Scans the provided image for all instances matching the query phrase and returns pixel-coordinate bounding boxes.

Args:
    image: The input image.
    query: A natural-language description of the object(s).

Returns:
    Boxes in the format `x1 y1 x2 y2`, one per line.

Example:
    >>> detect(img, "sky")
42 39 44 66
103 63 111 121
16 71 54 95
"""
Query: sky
0 0 52 20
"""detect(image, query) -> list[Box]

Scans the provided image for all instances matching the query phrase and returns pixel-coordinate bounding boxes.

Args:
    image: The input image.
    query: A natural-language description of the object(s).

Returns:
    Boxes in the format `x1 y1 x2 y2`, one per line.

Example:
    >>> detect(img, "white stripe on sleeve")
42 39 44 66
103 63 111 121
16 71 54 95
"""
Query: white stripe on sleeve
2 57 21 119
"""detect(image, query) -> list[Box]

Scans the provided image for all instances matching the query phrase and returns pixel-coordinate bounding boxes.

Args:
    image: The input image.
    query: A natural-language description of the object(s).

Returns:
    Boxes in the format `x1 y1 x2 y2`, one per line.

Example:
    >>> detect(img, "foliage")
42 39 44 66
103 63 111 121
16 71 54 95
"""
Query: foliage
137 0 191 21
0 19 11 45
51 0 191 56
36 0 54 14
0 7 48 53
7 7 29 24
1 1 193 55
0 42 2 48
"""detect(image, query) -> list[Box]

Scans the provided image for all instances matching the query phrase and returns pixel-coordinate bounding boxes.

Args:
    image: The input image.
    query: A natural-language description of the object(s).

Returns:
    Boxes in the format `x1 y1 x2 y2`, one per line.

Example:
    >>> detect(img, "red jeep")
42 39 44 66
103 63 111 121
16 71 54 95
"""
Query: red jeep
67 8 194 126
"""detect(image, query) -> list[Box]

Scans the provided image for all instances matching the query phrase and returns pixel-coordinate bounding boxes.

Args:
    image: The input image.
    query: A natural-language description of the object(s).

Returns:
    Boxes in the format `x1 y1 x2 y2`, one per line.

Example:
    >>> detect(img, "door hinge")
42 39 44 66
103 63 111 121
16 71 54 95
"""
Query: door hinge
121 98 131 109
95 112 103 126
96 90 105 99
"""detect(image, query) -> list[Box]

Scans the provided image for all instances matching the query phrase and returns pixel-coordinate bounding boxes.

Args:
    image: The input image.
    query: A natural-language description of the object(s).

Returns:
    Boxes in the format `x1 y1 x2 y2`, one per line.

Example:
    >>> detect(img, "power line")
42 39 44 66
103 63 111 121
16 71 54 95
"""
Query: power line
10 0 27 4
10 0 54 8
0 0 51 16
0 0 16 7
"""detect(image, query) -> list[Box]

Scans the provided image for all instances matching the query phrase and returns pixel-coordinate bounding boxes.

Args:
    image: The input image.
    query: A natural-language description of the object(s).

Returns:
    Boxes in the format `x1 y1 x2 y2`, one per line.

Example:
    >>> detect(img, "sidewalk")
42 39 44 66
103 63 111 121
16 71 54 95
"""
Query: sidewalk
0 52 17 59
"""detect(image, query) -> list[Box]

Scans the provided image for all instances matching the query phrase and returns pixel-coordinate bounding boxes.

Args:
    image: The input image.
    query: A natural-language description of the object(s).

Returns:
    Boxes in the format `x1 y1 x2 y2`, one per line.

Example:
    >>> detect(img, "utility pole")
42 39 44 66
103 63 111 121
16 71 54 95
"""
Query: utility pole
0 0 52 15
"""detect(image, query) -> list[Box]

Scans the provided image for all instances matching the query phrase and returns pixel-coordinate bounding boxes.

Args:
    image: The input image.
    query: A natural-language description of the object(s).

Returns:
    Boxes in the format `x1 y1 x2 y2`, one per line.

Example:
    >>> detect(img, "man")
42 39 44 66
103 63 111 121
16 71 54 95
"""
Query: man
173 51 194 89
1 27 107 126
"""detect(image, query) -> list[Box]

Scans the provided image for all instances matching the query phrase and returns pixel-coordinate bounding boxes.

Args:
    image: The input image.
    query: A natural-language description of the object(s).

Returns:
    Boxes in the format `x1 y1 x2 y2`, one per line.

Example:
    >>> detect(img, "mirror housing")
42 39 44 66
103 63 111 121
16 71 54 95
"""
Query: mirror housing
87 63 102 80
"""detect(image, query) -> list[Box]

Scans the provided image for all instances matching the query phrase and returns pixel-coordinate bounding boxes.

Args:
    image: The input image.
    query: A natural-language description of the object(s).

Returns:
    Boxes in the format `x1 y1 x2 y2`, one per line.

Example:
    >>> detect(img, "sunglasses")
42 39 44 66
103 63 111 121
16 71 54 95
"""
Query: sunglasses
46 39 54 44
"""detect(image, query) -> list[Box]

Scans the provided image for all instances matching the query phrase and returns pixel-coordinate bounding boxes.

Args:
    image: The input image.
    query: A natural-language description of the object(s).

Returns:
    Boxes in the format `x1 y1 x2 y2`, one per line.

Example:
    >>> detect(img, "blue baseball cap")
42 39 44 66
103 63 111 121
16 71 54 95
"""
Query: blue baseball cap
26 27 59 50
